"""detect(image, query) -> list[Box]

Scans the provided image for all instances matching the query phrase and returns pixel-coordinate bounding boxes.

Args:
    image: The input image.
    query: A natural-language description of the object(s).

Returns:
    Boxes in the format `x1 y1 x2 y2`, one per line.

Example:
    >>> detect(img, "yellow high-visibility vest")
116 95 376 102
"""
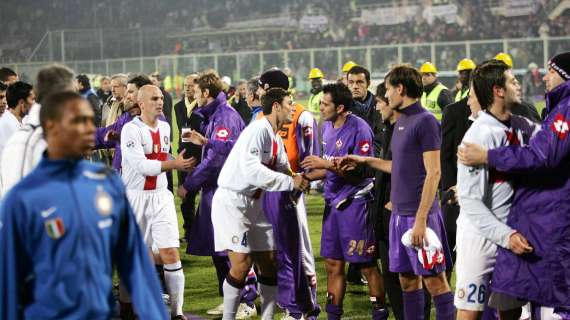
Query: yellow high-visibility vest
421 83 447 121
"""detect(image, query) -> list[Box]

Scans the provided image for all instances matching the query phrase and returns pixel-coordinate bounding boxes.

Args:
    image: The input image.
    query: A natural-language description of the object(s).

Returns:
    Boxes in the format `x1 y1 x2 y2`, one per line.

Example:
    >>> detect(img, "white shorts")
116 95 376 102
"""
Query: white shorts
126 189 180 249
212 187 275 253
454 217 497 311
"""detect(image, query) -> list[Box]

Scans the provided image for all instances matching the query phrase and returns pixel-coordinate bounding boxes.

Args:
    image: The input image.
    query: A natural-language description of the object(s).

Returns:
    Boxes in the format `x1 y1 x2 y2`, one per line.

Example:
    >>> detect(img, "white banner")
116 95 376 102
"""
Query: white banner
502 0 538 17
360 6 420 26
299 15 329 33
422 4 459 24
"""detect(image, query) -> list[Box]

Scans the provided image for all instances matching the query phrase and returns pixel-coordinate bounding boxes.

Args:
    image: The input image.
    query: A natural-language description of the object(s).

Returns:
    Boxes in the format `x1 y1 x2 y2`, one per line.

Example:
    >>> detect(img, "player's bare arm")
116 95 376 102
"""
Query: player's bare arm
411 150 441 247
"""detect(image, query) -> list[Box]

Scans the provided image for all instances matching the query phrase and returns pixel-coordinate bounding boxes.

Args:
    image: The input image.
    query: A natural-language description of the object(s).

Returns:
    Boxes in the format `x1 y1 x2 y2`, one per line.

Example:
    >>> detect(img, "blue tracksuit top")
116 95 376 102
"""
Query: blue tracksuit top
0 156 167 319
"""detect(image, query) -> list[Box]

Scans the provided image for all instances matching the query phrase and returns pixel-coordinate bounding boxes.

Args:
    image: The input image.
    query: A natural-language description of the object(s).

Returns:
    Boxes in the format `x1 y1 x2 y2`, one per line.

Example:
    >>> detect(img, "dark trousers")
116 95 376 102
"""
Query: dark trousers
178 170 197 239
442 202 459 280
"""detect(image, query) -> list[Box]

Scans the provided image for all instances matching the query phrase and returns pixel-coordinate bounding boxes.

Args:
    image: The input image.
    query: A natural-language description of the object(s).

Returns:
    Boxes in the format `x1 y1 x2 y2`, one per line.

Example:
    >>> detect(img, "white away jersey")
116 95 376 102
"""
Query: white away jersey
121 117 171 191
457 111 538 248
217 117 293 196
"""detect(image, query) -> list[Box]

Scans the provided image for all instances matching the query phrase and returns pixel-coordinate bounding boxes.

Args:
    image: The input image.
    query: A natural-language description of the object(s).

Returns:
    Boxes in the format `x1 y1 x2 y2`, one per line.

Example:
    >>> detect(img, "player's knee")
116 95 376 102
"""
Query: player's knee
423 272 450 296
325 259 345 276
158 247 180 264
457 309 480 320
399 272 422 291
358 262 380 278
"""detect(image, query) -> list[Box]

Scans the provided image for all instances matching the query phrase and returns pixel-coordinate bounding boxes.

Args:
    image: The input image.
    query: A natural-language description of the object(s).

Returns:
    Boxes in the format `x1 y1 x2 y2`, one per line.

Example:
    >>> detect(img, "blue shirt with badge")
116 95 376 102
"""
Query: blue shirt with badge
0 156 167 320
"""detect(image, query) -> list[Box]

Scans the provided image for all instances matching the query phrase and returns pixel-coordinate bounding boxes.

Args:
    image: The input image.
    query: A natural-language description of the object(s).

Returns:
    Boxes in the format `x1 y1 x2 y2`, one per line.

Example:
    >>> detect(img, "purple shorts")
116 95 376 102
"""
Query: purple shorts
388 207 452 276
320 198 376 263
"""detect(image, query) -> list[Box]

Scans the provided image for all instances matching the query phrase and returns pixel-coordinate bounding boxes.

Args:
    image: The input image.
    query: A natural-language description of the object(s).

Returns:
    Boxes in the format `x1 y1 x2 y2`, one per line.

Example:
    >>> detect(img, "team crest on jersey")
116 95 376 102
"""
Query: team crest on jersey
95 186 113 216
126 141 135 148
359 140 370 154
335 139 343 149
45 217 65 239
457 288 465 299
550 113 569 139
215 127 231 141
153 144 159 154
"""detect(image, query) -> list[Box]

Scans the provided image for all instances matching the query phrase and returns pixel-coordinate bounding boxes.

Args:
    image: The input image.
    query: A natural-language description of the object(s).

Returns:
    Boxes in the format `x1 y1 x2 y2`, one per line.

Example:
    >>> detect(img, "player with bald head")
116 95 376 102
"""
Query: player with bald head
121 84 196 320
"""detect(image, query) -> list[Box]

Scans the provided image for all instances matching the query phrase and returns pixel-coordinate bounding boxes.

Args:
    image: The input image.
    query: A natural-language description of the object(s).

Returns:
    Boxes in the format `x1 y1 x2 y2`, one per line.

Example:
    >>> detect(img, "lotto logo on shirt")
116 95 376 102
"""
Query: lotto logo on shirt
215 127 231 141
550 113 570 139
358 140 371 155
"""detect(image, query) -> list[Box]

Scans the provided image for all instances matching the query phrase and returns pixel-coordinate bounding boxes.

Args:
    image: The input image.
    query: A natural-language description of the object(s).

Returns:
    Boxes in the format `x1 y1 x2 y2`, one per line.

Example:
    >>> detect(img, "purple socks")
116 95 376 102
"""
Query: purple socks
433 292 455 320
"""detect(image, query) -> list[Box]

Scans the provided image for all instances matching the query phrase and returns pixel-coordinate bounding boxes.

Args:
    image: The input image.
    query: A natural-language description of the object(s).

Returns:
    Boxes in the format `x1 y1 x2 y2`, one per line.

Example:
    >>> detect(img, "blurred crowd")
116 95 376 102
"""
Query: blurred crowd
0 0 568 63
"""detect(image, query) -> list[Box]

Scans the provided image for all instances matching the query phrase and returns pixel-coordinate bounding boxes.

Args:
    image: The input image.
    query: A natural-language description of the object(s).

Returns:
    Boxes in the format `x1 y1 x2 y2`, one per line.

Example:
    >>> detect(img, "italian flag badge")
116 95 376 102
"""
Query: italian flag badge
45 217 65 239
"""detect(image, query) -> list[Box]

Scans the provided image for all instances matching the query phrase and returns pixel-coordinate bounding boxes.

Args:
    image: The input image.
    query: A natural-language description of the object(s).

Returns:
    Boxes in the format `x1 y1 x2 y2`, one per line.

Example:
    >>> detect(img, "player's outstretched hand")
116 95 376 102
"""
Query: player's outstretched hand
337 155 366 171
293 174 310 192
411 218 428 248
509 232 533 255
174 150 197 172
458 142 488 166
188 130 207 146
300 155 330 170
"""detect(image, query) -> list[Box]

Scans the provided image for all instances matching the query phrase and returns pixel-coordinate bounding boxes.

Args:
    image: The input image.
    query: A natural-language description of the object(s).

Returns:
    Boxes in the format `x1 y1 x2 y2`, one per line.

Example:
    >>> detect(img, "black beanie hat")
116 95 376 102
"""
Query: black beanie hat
258 69 289 91
548 52 570 81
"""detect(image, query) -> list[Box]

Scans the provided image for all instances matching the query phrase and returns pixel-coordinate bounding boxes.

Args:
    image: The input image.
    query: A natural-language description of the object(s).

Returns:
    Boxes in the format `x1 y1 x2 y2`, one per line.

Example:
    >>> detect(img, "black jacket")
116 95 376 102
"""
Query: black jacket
351 91 382 157
372 121 394 243
173 97 203 161
231 96 251 124
440 96 472 191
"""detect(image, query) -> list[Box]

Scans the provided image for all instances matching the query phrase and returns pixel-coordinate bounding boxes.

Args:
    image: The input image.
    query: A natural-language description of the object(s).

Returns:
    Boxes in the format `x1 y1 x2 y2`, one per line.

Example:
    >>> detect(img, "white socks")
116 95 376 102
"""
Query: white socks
222 278 243 319
164 261 185 316
259 283 277 320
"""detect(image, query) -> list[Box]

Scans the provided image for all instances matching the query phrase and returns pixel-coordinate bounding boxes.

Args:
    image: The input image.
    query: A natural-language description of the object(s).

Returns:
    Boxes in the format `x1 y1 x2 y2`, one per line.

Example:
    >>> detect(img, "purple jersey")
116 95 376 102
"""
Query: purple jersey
390 102 441 215
321 114 374 207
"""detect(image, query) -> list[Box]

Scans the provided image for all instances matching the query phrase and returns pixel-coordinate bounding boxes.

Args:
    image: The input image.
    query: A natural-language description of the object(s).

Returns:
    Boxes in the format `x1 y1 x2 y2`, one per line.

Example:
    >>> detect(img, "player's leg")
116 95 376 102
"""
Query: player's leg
248 198 279 320
399 273 426 320
225 251 254 320
454 219 497 320
389 213 428 320
324 258 346 320
212 188 256 319
153 191 185 318
421 210 454 320
320 203 346 319
338 197 388 319
251 250 278 320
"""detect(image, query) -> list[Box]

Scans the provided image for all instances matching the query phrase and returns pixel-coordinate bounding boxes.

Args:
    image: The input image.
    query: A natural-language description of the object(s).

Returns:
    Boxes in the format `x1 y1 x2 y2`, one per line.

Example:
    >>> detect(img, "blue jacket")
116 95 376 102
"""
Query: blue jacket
0 157 167 319
489 80 570 306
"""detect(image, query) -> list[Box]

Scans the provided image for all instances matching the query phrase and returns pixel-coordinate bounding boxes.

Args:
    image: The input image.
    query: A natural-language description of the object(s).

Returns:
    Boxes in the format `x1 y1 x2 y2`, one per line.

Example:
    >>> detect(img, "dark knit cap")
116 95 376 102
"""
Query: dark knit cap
548 52 570 81
258 69 289 90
